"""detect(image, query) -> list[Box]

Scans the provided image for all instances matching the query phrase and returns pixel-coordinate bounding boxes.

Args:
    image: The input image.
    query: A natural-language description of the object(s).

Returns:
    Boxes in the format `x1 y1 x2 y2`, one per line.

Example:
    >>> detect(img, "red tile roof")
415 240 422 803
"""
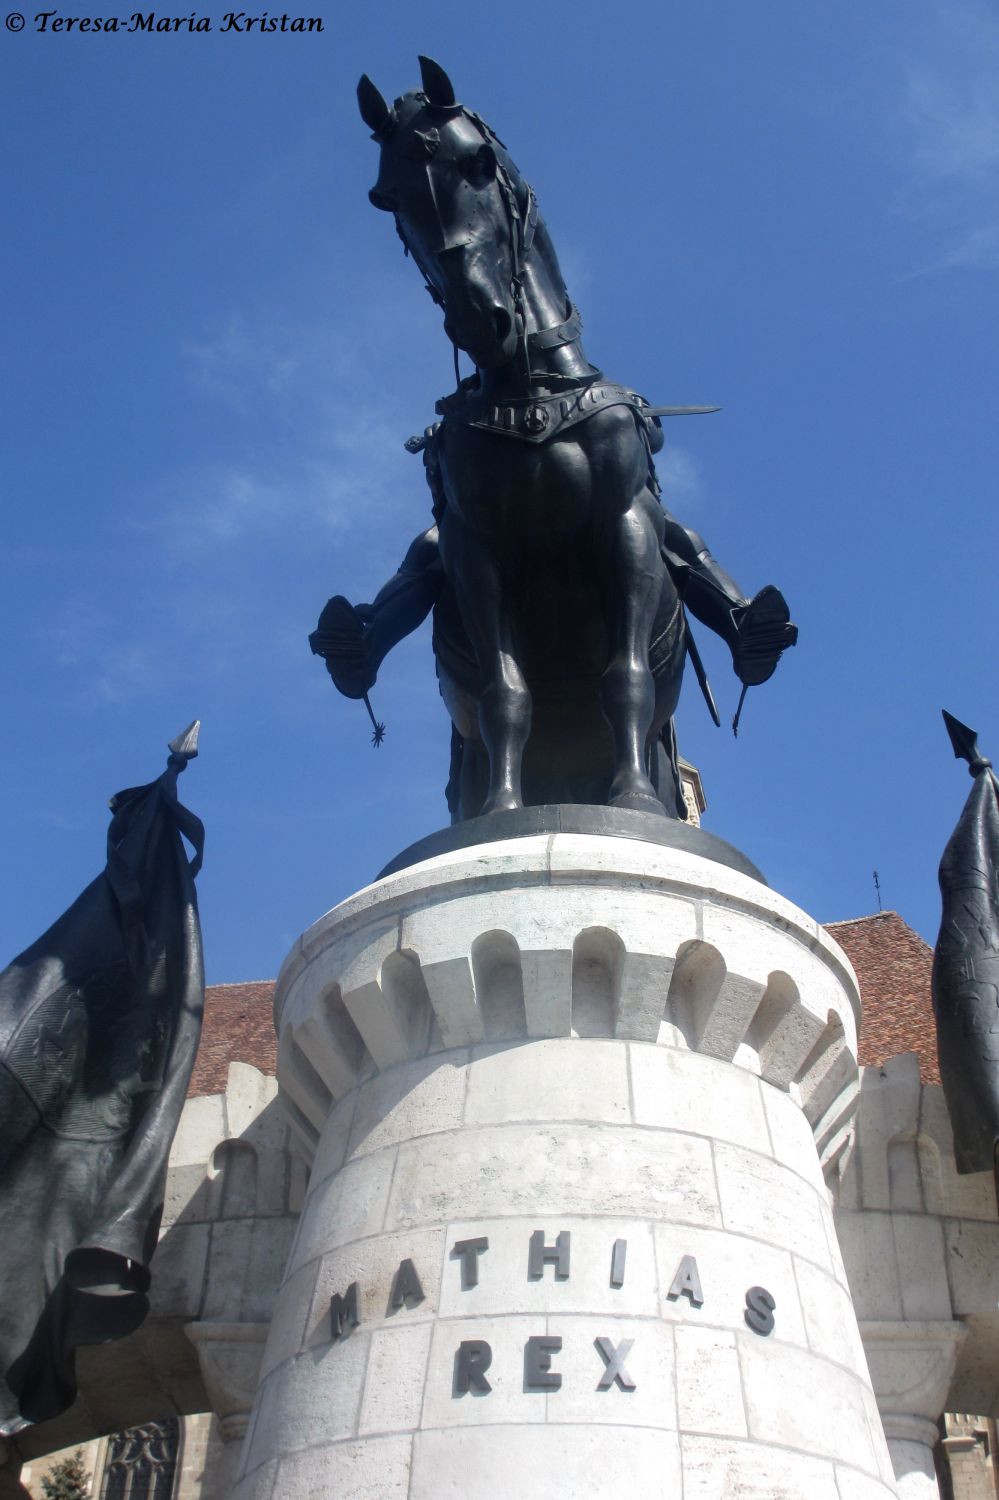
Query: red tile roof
826 911 940 1084
188 981 277 1097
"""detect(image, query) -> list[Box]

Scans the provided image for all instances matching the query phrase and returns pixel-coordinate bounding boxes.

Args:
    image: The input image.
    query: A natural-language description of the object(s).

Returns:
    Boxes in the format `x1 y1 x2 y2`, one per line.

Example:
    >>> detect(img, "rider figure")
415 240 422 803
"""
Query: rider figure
311 407 796 709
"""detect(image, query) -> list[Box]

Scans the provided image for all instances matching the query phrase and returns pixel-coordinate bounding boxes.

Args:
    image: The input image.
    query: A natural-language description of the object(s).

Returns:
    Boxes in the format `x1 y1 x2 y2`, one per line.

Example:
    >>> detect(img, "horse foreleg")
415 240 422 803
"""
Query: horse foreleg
601 497 666 816
439 515 531 816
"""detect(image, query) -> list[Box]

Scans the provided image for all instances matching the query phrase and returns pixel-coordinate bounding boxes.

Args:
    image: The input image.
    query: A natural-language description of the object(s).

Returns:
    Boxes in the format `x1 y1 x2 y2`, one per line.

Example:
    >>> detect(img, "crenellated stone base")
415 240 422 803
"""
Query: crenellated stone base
235 834 896 1498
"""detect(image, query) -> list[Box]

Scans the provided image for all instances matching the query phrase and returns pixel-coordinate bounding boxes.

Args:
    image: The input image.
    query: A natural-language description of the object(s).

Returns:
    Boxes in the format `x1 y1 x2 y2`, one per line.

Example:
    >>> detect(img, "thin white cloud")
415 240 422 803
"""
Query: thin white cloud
657 445 703 513
892 0 999 272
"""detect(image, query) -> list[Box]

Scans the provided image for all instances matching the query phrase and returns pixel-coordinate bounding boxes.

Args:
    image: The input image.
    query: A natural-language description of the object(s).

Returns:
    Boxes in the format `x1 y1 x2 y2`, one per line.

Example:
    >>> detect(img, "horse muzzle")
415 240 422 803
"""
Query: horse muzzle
444 300 518 368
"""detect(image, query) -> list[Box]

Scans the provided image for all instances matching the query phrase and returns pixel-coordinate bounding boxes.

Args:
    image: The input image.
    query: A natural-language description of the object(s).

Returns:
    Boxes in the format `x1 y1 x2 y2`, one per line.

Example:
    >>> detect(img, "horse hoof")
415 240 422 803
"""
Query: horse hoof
608 789 668 817
479 793 523 817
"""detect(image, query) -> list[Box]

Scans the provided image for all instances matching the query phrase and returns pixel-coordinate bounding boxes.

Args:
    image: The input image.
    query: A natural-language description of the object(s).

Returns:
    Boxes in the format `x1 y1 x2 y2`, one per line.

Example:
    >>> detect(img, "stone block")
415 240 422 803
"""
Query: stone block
794 1256 869 1376
420 1315 547 1428
892 1213 951 1321
346 1051 469 1160
224 1063 280 1140
834 1468 901 1500
243 1333 370 1475
686 949 767 1065
615 950 677 1041
169 1094 225 1167
820 1195 852 1288
546 1314 676 1429
944 1218 999 1314
305 1226 447 1348
386 1124 720 1230
835 1212 902 1320
761 1080 825 1188
714 1140 832 1271
359 1322 433 1434
521 947 574 1037
258 1258 322 1381
410 1422 682 1498
438 1217 658 1320
288 1150 396 1272
653 1223 807 1349
202 1216 295 1324
254 1145 294 1217
681 1433 840 1499
465 1037 630 1127
630 1043 770 1154
738 1331 881 1475
149 1222 210 1320
162 1160 211 1228
230 1458 279 1500
675 1326 747 1437
418 954 483 1047
277 1435 413 1499
310 1090 357 1188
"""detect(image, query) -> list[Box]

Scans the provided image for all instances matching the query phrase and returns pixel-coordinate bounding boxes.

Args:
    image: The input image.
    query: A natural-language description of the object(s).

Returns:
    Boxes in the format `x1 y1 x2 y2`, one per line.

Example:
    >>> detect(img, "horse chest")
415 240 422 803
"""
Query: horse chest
439 408 645 543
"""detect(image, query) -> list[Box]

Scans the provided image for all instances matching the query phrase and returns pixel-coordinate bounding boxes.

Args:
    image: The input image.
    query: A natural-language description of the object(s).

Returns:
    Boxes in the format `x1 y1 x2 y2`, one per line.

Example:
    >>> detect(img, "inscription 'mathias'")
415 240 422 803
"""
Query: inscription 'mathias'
328 1230 777 1393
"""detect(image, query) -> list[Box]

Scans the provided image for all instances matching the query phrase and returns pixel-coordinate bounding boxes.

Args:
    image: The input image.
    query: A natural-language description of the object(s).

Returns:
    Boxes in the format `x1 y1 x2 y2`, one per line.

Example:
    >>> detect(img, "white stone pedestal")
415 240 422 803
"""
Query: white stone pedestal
234 834 897 1499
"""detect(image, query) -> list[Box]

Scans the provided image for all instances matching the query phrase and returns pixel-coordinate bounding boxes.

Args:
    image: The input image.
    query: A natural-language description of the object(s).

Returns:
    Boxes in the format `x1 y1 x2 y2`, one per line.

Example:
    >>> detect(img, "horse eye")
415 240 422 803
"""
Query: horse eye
462 143 496 188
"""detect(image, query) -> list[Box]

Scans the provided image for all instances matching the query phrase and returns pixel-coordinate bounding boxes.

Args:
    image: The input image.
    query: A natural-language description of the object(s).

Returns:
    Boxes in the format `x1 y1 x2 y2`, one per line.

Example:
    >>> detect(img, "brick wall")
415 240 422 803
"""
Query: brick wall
188 982 277 1097
827 911 940 1084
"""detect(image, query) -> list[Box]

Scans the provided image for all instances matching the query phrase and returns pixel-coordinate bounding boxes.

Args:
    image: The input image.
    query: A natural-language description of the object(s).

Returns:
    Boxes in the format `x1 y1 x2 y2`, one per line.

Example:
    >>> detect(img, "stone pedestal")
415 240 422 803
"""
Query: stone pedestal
234 833 897 1499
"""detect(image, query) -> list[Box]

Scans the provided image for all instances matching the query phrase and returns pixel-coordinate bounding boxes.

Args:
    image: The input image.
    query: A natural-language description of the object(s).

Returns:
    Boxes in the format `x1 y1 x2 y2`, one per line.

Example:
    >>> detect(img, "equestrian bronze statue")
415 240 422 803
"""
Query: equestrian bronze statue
311 58 796 822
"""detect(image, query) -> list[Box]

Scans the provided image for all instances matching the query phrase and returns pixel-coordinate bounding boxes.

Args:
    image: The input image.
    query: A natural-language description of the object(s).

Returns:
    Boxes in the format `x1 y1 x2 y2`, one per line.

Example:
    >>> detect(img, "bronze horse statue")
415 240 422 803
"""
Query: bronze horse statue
312 59 796 822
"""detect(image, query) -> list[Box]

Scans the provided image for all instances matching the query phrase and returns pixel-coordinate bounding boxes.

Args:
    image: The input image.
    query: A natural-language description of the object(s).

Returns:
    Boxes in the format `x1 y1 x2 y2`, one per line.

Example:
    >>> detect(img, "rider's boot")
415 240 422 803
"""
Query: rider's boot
666 546 797 687
309 594 375 699
310 531 443 699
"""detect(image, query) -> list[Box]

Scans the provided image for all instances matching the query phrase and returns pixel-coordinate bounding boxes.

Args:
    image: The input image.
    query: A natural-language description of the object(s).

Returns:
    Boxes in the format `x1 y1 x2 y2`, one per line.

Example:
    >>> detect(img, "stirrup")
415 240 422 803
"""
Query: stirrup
309 595 375 700
732 585 798 687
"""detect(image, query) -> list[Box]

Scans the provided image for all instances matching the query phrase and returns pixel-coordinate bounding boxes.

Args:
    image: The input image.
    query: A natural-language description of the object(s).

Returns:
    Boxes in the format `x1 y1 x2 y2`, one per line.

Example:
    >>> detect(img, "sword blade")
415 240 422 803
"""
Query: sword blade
643 405 721 418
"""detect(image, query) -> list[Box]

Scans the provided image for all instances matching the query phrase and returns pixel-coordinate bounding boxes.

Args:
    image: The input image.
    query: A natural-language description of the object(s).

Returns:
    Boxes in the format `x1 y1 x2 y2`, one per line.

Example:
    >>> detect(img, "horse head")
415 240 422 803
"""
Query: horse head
358 58 539 370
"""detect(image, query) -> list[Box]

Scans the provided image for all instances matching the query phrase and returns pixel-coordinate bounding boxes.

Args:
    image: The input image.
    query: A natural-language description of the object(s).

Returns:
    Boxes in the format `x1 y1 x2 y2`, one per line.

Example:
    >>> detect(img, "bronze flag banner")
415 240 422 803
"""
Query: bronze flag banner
0 729 204 1433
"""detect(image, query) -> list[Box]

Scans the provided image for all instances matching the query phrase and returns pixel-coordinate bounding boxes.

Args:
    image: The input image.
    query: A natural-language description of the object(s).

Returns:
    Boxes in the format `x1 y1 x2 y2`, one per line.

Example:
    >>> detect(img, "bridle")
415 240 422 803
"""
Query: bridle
390 107 583 388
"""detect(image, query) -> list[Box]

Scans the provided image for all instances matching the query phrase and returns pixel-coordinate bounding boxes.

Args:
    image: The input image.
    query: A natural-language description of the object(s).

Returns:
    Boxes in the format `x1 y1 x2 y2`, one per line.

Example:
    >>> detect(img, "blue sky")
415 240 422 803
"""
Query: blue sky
2 0 998 983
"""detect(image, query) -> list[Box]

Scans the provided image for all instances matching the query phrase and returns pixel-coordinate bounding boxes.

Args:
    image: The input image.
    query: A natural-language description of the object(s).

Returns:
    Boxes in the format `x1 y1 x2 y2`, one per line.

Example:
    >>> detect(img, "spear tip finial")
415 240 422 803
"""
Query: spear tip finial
942 709 991 777
168 720 201 762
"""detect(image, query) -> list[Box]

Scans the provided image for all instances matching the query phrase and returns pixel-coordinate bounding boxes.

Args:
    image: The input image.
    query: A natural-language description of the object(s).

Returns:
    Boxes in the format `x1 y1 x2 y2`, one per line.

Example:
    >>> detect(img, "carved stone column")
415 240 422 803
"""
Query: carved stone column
236 831 897 1498
862 1320 968 1499
185 1321 268 1498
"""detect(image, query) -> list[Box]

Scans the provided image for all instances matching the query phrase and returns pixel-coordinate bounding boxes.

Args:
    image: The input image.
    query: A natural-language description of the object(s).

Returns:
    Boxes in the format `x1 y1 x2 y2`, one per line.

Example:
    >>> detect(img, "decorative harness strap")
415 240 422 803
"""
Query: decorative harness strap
434 377 659 446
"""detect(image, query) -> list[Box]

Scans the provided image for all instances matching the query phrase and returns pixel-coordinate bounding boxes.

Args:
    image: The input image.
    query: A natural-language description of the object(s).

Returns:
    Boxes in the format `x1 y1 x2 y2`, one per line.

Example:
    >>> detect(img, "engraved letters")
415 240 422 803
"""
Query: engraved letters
327 1235 777 1399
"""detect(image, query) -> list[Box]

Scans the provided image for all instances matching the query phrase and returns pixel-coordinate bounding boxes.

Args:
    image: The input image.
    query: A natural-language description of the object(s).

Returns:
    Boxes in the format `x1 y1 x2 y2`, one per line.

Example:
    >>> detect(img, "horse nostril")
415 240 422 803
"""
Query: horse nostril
494 308 512 341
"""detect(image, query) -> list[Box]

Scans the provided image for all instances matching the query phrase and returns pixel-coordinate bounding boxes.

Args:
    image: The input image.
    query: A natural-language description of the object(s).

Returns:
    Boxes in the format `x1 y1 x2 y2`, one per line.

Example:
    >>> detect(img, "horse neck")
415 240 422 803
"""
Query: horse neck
476 217 595 397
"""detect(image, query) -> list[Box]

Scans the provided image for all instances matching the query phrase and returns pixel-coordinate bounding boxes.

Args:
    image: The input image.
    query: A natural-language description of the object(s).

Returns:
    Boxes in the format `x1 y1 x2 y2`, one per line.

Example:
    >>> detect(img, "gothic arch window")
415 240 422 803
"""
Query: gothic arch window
100 1418 179 1500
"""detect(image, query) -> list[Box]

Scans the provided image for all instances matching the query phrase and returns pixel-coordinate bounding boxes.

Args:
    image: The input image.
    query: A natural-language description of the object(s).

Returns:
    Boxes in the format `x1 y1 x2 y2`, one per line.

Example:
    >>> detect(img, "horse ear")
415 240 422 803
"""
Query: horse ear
418 56 456 107
357 74 391 136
